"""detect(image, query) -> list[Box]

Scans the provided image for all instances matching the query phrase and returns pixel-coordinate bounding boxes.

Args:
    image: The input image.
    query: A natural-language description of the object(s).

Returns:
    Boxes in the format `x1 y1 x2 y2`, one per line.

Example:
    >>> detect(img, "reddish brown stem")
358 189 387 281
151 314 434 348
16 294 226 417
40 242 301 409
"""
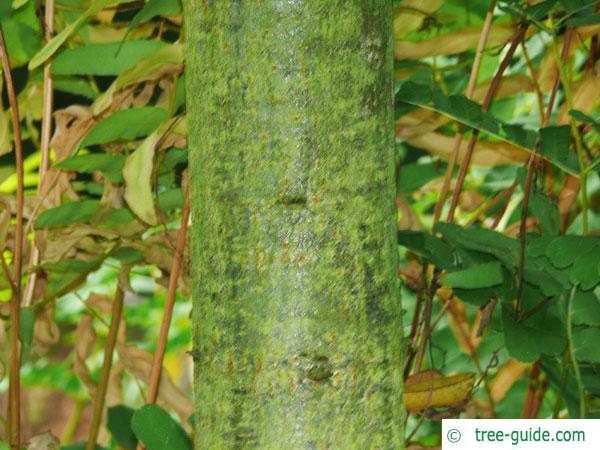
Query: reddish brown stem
521 362 540 418
446 25 527 223
433 0 497 223
135 182 189 450
516 28 573 318
146 183 190 404
0 24 25 450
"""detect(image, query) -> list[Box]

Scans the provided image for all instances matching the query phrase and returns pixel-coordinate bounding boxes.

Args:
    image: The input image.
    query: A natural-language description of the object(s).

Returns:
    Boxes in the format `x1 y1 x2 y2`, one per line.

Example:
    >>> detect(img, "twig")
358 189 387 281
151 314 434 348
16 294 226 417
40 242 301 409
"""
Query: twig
516 27 573 318
433 0 497 223
521 42 546 124
136 176 189 450
146 178 189 404
23 0 55 308
86 285 125 450
446 25 527 223
0 24 25 450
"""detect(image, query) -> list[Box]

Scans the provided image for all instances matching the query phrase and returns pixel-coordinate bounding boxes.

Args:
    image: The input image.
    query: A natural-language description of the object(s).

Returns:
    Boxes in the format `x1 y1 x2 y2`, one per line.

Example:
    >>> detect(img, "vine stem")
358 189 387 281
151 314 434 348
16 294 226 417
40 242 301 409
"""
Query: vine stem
433 0 497 224
567 285 585 418
446 24 526 223
86 286 125 450
0 24 25 450
23 0 55 308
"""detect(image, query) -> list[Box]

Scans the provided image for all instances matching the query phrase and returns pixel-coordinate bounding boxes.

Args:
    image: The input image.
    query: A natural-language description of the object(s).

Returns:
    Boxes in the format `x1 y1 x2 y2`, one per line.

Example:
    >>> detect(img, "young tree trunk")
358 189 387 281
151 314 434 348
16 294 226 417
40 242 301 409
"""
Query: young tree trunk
184 1 403 448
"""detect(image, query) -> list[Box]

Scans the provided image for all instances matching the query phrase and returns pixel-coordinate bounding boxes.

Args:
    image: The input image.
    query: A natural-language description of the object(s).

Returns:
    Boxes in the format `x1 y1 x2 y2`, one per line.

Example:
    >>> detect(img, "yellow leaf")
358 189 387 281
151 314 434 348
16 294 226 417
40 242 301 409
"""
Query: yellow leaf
404 372 475 411
123 132 158 225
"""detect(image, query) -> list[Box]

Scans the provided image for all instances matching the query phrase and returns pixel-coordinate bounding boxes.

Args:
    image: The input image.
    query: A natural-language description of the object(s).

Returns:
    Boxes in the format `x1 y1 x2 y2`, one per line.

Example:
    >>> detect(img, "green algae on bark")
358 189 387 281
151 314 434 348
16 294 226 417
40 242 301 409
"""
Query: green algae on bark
184 0 404 448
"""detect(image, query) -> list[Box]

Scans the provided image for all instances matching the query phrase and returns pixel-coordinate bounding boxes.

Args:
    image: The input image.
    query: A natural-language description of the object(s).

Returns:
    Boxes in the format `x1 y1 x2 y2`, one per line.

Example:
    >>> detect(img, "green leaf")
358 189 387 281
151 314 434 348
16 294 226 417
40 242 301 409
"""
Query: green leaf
571 291 600 326
558 0 597 11
111 248 145 265
569 247 600 290
539 125 578 172
19 306 35 350
569 109 600 135
128 0 181 32
131 405 191 450
573 327 600 363
52 40 165 76
566 13 600 25
434 223 519 269
397 230 456 270
502 306 566 362
123 133 158 225
444 262 503 289
398 160 448 193
529 192 559 236
81 107 167 149
108 405 138 449
396 82 579 175
54 77 98 100
56 153 126 183
545 235 592 269
35 200 100 228
525 0 558 19
157 188 184 212
28 0 125 70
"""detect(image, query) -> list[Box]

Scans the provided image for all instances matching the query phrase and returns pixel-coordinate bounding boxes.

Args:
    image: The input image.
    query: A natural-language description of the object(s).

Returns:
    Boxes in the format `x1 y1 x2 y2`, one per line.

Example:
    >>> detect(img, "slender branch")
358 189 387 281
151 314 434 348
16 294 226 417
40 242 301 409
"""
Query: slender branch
146 180 189 404
516 27 573 318
446 25 527 223
23 0 55 308
86 285 125 450
433 0 497 223
0 24 25 450
136 179 190 450
521 41 546 125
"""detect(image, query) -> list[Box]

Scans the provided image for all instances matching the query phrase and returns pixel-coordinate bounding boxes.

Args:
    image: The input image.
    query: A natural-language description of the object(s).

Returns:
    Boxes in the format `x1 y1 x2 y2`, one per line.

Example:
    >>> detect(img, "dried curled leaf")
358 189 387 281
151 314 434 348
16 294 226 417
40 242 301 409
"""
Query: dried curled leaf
404 372 475 411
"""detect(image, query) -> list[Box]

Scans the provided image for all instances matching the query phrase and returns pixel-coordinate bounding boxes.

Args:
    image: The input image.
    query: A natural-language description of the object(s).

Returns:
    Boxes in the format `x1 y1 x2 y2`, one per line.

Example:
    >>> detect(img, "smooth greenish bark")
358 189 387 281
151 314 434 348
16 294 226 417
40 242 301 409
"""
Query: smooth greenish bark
184 1 403 448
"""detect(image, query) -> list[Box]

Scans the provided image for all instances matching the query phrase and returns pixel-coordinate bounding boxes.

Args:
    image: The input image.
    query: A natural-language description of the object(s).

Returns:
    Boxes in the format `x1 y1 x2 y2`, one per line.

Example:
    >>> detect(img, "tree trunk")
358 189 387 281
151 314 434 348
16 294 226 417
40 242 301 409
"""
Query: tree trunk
184 1 403 448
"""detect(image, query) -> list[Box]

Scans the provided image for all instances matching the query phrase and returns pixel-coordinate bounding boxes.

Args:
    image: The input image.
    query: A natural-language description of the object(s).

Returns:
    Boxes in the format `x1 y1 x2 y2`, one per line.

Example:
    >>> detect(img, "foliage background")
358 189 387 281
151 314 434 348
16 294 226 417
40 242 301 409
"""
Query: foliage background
0 0 598 448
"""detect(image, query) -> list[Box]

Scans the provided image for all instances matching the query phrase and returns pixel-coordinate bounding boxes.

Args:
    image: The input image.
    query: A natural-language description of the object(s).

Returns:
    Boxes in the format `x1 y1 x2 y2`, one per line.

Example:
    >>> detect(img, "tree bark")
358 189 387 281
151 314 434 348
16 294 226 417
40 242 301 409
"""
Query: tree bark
184 1 403 448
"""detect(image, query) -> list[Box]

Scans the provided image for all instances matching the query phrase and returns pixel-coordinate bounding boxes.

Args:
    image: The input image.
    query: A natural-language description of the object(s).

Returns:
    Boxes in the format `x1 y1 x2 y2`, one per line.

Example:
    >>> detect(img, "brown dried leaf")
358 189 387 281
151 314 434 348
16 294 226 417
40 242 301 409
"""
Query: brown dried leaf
73 314 97 395
33 307 60 356
407 132 529 166
558 68 600 124
538 25 600 91
491 359 529 402
394 25 515 60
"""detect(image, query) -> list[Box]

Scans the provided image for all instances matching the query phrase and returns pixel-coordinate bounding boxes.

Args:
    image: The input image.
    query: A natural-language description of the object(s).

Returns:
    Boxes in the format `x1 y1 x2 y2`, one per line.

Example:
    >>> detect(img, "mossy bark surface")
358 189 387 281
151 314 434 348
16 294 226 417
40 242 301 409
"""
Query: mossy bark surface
184 1 403 448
